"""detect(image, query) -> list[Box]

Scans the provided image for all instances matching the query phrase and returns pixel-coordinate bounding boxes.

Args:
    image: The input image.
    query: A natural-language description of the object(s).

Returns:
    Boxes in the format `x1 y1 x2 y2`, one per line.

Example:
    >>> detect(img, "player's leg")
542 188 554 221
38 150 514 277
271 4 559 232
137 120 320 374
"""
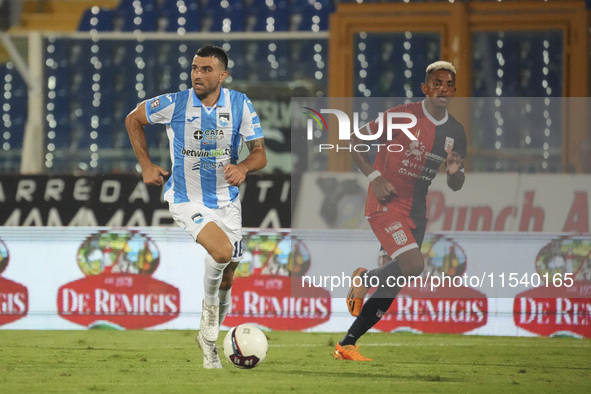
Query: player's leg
377 248 390 268
196 221 233 337
337 215 424 361
346 215 416 316
336 247 423 361
368 217 426 282
195 222 233 369
219 260 238 326
216 198 244 326
169 202 233 330
346 248 390 315
169 202 231 369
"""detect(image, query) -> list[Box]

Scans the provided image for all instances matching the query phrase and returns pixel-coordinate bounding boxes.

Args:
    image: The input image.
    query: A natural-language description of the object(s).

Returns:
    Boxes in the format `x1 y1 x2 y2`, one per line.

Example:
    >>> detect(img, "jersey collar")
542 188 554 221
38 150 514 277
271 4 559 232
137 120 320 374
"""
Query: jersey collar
191 88 226 108
421 100 448 126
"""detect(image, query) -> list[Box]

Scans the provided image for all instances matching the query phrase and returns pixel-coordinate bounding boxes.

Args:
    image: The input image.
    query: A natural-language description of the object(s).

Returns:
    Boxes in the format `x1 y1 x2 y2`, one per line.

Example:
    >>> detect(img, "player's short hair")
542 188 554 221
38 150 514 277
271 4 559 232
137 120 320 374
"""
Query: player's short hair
425 61 456 82
196 45 228 70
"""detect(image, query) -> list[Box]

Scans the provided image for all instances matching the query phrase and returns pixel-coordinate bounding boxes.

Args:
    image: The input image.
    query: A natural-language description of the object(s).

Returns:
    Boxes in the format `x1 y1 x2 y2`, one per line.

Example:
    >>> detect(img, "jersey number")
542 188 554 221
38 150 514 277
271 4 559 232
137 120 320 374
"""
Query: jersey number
232 240 243 260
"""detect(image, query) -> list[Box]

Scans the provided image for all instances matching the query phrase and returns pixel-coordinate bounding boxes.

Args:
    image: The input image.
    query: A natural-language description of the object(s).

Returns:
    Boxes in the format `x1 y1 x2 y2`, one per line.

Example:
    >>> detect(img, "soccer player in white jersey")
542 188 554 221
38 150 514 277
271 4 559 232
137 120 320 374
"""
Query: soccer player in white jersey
125 45 267 369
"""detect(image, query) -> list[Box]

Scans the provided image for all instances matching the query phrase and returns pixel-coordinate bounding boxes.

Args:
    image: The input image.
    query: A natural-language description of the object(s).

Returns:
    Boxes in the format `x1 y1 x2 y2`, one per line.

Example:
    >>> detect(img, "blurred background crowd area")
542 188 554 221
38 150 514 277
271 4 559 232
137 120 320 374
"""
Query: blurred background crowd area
0 0 590 176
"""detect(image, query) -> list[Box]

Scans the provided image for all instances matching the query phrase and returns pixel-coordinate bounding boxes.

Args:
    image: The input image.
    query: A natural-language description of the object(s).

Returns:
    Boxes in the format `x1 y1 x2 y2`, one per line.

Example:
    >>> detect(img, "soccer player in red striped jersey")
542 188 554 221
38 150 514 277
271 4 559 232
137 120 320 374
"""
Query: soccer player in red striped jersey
334 61 466 361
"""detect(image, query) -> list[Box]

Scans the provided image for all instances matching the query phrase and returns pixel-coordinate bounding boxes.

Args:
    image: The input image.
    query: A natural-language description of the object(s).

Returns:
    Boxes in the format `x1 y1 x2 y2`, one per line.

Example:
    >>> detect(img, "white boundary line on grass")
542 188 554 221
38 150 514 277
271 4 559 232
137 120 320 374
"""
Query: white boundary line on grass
268 342 588 348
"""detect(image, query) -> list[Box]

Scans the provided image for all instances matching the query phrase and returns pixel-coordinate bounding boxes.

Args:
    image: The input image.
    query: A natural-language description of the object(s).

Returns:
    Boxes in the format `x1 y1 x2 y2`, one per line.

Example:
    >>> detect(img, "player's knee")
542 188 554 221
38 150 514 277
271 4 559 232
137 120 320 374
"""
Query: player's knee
398 252 425 277
211 242 233 264
403 257 424 277
410 259 425 277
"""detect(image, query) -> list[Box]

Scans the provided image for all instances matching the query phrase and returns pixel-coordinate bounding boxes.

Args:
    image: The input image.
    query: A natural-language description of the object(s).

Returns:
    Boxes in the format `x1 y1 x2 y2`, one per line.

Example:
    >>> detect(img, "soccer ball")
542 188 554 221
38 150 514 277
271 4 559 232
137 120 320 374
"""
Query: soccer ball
223 323 268 369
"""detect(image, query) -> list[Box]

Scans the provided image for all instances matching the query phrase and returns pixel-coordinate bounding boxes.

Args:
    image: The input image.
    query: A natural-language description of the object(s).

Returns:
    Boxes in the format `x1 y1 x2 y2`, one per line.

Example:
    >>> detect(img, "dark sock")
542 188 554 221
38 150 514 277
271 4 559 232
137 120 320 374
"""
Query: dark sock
365 259 403 285
340 296 394 346
365 259 404 300
340 260 405 347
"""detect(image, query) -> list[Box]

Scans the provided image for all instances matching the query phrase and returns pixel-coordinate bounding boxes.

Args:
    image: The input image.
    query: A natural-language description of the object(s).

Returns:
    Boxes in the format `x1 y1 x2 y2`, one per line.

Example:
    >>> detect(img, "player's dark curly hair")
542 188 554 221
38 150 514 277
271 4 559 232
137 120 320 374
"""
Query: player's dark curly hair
196 45 228 70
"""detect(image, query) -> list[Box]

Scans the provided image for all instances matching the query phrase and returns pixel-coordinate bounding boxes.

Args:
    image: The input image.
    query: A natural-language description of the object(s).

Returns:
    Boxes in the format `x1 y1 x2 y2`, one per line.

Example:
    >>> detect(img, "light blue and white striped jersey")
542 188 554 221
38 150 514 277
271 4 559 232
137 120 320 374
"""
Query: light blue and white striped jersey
145 87 264 208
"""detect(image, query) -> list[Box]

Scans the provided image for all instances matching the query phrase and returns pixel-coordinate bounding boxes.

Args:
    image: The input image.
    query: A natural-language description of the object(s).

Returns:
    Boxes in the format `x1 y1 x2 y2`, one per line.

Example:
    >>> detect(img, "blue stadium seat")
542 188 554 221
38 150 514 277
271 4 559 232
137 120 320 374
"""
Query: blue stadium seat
240 41 262 81
158 0 201 32
206 1 245 32
0 64 27 150
226 41 247 81
246 1 289 32
296 1 333 31
78 7 114 31
115 0 157 31
49 123 72 149
117 0 156 13
121 9 157 31
288 40 326 83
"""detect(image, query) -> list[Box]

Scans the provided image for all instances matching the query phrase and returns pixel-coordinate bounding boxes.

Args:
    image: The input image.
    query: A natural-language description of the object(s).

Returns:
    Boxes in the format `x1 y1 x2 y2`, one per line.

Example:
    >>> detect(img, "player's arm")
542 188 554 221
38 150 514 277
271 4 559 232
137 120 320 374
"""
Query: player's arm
445 149 465 191
125 102 169 186
351 123 396 204
224 137 267 187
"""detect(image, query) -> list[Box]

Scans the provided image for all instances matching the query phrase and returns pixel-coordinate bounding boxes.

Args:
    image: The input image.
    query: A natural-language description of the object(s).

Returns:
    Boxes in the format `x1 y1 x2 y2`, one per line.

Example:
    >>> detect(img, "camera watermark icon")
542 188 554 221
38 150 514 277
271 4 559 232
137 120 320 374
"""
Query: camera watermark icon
303 107 418 152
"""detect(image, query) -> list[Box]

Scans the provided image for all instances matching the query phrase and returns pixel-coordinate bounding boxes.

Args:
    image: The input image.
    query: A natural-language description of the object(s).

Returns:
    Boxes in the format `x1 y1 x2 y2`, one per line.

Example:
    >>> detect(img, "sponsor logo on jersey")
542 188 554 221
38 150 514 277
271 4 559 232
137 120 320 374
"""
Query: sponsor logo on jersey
406 140 426 161
385 221 402 234
150 98 160 109
193 129 225 145
392 230 408 245
218 113 230 127
186 116 199 122
181 147 230 157
445 136 455 152
192 161 225 171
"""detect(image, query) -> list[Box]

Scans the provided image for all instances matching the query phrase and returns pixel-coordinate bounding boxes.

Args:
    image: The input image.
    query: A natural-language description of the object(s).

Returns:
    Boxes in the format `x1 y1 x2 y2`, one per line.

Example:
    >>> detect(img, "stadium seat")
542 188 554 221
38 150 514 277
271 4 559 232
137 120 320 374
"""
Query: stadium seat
206 1 245 32
296 1 333 31
287 40 327 85
115 0 157 32
78 7 114 31
240 41 262 81
0 64 27 152
158 0 201 32
226 41 247 81
117 0 157 13
246 1 289 32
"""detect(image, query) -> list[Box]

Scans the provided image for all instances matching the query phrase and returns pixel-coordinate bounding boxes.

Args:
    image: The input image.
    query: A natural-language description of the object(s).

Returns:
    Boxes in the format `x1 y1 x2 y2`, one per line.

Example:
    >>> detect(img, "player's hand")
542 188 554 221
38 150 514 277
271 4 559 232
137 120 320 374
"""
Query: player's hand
141 164 169 186
224 163 247 186
370 176 397 204
445 149 463 175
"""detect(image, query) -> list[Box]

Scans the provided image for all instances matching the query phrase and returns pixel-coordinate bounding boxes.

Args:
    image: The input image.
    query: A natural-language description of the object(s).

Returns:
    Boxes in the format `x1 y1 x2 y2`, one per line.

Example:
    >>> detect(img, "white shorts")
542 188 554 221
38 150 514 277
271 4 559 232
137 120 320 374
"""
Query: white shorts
169 199 243 261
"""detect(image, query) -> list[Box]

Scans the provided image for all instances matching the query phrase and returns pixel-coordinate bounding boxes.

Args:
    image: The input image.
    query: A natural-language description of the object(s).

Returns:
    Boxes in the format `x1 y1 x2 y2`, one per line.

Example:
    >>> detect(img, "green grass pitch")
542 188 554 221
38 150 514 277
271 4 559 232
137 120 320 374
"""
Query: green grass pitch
1 330 589 393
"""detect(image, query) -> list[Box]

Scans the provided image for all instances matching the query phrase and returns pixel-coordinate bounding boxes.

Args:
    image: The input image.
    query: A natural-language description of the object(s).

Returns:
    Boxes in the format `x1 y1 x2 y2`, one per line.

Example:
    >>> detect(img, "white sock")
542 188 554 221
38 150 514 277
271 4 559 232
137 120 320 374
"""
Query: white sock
203 255 229 307
219 288 232 325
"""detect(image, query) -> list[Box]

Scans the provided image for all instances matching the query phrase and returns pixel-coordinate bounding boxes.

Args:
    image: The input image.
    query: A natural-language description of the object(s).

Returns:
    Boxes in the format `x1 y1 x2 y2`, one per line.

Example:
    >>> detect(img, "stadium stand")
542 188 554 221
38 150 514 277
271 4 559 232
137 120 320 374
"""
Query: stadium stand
13 0 119 32
1 0 586 174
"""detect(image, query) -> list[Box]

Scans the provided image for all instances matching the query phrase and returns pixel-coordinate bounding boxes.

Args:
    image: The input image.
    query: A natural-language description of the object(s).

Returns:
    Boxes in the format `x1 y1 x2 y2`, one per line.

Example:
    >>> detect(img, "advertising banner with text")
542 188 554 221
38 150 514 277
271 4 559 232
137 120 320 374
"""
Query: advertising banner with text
0 174 290 228
294 172 591 233
0 227 588 338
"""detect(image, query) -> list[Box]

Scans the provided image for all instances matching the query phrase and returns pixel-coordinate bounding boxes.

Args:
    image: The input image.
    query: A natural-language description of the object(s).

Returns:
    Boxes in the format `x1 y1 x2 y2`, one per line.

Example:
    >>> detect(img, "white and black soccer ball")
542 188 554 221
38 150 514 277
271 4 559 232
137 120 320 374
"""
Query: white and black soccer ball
223 323 268 369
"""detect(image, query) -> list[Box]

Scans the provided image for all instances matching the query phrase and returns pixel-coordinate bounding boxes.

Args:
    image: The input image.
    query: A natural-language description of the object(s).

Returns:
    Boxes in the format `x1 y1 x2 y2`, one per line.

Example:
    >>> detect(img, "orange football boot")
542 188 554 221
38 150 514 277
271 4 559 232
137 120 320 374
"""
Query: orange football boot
346 267 368 316
334 343 372 361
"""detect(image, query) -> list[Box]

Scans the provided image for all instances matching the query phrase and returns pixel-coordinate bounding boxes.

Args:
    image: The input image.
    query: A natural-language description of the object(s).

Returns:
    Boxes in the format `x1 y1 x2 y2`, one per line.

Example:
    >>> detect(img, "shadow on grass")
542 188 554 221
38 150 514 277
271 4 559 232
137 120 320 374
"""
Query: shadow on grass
263 369 450 382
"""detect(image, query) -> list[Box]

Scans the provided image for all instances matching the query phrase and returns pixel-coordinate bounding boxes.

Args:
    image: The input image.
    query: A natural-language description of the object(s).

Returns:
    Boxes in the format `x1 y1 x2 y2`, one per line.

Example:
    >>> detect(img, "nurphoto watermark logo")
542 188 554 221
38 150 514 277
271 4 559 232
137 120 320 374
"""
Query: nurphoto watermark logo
303 107 417 152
